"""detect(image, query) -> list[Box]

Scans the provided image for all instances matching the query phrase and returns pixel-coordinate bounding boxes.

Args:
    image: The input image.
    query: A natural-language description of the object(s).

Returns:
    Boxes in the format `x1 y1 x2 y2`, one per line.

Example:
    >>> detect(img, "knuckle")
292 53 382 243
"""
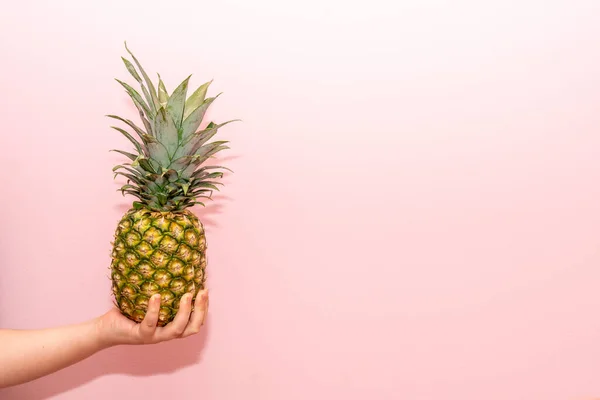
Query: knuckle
172 326 186 337
187 326 201 335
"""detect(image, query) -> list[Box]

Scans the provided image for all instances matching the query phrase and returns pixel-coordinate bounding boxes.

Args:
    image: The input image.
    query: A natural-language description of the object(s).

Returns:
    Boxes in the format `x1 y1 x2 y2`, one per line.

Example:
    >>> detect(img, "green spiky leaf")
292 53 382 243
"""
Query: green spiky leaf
137 157 157 173
192 165 233 177
194 182 222 191
181 183 190 195
153 107 179 156
128 99 154 133
145 142 170 167
158 75 169 107
184 80 213 120
115 172 145 186
106 115 148 142
115 79 151 116
112 164 132 173
195 172 224 181
156 192 168 205
122 56 155 111
167 75 191 129
110 126 146 155
181 95 220 140
163 169 178 182
124 42 160 112
122 57 142 83
113 166 149 183
180 120 238 157
110 149 138 161
195 141 229 159
168 155 195 171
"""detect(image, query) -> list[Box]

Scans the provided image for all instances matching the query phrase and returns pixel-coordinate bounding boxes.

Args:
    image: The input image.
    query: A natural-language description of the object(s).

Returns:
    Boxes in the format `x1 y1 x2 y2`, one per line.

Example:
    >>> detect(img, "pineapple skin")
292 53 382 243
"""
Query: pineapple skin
110 207 207 326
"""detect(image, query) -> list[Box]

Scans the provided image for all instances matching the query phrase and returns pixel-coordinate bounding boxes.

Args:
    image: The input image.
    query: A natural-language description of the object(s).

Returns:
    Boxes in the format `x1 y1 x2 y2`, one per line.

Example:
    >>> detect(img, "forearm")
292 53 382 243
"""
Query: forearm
0 318 106 388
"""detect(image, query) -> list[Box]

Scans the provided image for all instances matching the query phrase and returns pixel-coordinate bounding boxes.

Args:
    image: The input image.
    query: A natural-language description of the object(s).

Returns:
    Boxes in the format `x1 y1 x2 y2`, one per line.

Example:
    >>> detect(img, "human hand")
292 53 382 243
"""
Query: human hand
95 289 209 347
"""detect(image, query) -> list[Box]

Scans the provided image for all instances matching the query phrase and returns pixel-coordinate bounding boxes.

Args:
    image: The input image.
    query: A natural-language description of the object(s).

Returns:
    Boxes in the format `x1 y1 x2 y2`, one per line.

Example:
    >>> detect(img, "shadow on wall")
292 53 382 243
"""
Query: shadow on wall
1 317 210 400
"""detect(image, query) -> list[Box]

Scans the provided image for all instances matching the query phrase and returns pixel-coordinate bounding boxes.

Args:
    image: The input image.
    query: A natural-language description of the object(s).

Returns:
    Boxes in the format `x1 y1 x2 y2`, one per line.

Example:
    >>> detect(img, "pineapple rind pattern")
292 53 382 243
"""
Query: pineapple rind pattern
111 208 207 326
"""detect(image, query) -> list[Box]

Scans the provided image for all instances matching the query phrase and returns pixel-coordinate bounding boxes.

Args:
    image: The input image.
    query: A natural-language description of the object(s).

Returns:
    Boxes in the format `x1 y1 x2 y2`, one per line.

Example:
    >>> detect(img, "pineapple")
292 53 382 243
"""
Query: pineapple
108 43 235 326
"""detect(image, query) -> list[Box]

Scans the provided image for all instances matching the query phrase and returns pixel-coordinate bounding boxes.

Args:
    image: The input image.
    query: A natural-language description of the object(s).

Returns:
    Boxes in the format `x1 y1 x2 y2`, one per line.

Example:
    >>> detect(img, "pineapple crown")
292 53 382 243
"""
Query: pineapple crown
109 42 237 212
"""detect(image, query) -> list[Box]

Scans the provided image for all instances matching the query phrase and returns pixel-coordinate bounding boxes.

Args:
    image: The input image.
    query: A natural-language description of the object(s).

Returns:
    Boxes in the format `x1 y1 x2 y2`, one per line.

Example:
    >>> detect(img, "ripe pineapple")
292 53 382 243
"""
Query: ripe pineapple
108 43 235 326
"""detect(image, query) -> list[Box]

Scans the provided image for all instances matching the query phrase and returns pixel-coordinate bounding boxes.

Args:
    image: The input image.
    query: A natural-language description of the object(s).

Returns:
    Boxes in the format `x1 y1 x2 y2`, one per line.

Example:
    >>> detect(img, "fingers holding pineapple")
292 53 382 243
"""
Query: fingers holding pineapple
138 293 162 338
98 289 209 346
153 292 193 340
182 289 209 338
138 289 209 343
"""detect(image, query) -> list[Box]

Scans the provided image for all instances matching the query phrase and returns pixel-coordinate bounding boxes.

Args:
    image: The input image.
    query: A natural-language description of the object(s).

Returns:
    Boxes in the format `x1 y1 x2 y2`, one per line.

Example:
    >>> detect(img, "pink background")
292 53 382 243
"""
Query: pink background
2 0 600 399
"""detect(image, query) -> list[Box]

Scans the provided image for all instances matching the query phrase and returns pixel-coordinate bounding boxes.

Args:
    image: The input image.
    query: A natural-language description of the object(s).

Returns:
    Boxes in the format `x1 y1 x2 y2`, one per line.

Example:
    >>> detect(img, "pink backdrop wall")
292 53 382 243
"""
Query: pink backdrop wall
2 0 600 399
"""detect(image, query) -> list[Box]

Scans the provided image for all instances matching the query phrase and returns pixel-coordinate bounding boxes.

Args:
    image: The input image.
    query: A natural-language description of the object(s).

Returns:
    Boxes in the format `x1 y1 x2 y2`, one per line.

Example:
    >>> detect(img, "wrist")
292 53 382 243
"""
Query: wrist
92 314 119 349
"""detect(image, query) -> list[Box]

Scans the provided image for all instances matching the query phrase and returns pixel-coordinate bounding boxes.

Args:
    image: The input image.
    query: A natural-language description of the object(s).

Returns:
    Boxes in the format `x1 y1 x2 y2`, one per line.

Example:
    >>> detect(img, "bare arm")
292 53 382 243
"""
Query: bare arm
0 318 104 388
0 290 208 389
